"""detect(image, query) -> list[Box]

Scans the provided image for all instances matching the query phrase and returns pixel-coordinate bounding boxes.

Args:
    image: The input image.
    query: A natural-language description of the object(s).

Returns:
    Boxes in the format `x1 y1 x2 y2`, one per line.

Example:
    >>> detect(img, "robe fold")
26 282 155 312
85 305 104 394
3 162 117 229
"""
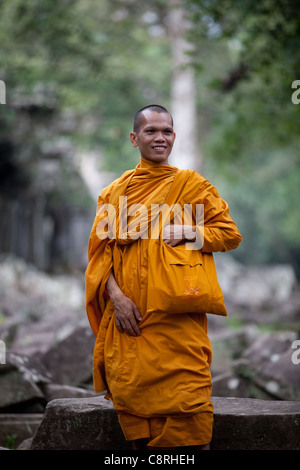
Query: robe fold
85 158 242 448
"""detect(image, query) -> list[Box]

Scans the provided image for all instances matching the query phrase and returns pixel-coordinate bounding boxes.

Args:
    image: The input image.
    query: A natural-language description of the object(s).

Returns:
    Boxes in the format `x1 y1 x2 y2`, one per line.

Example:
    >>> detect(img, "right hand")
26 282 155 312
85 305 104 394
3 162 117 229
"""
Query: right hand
112 292 142 337
163 224 196 246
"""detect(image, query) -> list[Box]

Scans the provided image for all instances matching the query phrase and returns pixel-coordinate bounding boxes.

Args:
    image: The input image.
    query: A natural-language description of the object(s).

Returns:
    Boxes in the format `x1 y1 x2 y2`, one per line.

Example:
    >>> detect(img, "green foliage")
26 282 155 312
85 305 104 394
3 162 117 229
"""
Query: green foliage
0 0 172 170
185 0 300 149
5 434 17 450
184 0 300 270
0 0 299 269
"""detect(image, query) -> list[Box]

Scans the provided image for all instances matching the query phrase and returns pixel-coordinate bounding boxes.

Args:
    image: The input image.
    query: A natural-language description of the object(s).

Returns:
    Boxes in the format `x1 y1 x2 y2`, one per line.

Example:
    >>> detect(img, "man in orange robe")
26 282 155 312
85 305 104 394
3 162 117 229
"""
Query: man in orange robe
85 105 242 450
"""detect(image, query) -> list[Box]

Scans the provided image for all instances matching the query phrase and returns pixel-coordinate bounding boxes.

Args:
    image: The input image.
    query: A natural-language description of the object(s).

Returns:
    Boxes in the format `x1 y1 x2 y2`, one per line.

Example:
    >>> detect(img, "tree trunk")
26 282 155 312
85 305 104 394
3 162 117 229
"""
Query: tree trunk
168 0 202 171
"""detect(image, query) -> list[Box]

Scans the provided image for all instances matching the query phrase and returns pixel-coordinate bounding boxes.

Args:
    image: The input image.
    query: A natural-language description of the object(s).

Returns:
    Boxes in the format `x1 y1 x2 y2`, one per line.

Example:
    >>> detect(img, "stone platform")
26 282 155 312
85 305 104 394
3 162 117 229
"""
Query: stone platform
29 396 300 451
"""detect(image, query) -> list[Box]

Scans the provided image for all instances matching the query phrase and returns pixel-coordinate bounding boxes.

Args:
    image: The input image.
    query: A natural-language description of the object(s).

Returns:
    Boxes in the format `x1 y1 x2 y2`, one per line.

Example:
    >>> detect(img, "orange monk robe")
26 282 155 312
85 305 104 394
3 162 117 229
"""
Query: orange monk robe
85 158 242 448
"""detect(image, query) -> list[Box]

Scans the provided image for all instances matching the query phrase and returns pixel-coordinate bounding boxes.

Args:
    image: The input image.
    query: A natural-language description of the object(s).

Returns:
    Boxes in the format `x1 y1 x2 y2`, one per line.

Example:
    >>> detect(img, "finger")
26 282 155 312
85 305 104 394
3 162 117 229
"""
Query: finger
124 317 140 337
129 315 141 336
127 306 141 336
132 304 142 322
164 238 178 246
115 316 124 333
115 307 139 336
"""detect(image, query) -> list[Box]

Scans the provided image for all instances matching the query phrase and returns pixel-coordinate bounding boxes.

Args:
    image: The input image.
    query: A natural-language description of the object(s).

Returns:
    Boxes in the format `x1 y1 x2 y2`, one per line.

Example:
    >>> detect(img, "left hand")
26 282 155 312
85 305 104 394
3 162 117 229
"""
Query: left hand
163 224 196 247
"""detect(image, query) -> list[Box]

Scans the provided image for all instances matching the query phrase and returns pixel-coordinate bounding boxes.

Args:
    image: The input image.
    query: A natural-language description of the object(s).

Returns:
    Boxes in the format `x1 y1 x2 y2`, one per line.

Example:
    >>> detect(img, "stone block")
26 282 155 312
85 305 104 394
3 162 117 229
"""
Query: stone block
211 396 300 450
30 396 300 451
234 331 300 401
31 396 129 450
40 325 95 387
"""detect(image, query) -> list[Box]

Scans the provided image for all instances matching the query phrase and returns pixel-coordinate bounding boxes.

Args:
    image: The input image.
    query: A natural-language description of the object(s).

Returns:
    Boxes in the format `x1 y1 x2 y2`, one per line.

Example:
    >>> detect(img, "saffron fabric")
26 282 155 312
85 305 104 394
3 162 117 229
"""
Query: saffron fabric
117 401 214 449
85 158 242 447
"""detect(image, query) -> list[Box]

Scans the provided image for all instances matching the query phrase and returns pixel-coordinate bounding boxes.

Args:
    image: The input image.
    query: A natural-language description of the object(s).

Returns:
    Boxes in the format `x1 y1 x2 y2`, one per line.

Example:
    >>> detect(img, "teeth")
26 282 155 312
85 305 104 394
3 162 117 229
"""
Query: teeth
153 146 165 150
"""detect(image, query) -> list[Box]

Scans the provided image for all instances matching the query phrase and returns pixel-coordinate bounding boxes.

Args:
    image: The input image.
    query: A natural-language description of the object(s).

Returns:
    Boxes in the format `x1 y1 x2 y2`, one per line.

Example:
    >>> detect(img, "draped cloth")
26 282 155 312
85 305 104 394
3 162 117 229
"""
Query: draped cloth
85 158 242 448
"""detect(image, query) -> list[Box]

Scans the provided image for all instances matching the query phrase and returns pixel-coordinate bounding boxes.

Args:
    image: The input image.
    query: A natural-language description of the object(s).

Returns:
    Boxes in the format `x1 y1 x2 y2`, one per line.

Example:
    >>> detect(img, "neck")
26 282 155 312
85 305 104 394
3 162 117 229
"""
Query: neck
140 156 169 167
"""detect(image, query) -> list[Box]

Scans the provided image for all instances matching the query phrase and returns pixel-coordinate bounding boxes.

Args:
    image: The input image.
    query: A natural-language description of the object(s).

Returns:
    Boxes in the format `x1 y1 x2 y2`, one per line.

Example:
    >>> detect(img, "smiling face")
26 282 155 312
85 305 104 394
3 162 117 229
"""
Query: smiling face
129 110 176 165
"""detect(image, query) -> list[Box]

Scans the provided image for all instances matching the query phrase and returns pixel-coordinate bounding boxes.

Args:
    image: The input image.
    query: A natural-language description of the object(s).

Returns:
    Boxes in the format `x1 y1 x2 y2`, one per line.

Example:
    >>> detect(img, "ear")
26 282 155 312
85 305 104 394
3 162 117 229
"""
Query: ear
129 132 138 147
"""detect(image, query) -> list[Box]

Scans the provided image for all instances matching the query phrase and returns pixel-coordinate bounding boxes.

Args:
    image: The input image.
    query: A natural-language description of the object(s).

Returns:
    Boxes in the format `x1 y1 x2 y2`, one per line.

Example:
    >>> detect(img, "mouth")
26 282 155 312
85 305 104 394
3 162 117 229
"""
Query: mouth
152 146 167 151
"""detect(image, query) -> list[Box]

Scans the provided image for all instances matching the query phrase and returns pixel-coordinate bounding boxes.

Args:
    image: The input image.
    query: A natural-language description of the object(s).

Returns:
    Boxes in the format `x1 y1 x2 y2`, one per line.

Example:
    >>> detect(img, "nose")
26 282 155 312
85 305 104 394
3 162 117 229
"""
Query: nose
154 131 165 142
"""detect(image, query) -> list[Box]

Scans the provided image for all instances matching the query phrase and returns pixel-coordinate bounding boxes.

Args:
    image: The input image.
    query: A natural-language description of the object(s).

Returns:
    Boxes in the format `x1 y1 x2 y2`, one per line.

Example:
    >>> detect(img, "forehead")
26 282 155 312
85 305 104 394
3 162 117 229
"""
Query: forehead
140 110 173 129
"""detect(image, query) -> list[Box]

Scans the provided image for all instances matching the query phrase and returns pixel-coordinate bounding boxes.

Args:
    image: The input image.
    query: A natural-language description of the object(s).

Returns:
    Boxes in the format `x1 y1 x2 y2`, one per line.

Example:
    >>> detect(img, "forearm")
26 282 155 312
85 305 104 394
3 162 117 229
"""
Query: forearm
201 225 242 252
106 271 142 336
199 183 242 253
106 271 123 303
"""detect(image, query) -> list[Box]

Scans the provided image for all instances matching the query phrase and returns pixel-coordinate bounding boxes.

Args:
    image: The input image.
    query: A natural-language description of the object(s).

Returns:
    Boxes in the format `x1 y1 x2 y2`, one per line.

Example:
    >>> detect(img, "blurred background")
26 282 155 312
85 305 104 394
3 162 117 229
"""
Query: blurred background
0 0 299 436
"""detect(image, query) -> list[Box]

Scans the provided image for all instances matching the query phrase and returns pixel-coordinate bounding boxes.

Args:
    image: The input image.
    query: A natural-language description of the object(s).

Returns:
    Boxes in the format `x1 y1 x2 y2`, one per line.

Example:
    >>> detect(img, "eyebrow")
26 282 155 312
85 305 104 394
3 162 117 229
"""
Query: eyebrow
144 125 173 131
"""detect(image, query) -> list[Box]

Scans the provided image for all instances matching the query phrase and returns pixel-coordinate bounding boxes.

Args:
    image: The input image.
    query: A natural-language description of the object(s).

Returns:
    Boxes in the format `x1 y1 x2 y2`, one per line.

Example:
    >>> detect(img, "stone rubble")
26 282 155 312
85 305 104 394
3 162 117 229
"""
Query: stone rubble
0 254 299 449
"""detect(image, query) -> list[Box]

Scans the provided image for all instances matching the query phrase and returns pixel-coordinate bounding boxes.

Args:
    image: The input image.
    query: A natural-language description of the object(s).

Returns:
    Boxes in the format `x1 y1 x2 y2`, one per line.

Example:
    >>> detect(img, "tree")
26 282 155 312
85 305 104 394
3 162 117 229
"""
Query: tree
0 0 173 172
184 0 300 271
168 0 202 171
184 0 300 155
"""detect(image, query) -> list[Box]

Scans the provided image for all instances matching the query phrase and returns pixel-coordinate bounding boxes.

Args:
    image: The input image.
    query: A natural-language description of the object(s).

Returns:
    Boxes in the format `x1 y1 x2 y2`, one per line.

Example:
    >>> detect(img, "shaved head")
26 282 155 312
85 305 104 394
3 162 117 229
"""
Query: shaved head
133 104 173 133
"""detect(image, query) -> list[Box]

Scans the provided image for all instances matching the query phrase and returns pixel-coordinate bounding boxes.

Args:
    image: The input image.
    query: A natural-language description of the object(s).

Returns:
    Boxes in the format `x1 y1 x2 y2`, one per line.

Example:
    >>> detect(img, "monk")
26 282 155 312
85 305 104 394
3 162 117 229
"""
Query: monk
85 104 242 450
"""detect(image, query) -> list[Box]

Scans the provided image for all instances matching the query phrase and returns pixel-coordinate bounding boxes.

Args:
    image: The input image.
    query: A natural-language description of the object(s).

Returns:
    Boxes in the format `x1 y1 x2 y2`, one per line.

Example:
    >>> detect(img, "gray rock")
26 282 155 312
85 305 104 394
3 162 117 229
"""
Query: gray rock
212 396 300 450
234 331 300 400
40 323 95 387
41 383 99 402
0 414 43 449
17 437 33 450
210 325 258 376
30 396 300 450
214 253 297 309
212 372 274 400
9 311 76 356
31 396 130 450
0 352 50 411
